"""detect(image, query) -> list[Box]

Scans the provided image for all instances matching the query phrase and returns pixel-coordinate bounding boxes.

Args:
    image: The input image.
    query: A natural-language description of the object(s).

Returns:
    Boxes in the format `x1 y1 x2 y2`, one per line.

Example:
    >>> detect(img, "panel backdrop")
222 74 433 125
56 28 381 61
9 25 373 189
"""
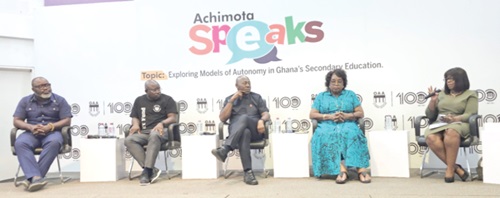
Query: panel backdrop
29 0 500 173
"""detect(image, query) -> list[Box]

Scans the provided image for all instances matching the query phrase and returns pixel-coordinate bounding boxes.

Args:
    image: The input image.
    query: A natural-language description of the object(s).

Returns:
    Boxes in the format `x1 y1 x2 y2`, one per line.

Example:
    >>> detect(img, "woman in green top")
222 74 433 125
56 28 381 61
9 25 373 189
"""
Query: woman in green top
425 67 478 183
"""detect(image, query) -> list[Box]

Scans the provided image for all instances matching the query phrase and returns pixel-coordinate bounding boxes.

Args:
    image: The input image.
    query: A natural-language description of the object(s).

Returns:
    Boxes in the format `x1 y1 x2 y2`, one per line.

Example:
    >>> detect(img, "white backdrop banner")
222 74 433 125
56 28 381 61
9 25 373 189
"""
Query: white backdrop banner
31 0 500 172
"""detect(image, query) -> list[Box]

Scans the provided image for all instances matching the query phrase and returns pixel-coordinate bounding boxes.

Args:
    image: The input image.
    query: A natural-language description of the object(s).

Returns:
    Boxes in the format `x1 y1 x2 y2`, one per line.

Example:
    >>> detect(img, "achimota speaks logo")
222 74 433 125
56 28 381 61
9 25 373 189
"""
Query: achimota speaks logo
189 11 324 64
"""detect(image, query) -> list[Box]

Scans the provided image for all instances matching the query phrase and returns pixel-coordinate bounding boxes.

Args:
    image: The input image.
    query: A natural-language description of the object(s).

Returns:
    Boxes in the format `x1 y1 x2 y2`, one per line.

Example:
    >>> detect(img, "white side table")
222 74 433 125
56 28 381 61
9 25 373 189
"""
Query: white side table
271 133 310 178
482 123 500 184
181 135 220 179
367 130 410 178
80 138 126 182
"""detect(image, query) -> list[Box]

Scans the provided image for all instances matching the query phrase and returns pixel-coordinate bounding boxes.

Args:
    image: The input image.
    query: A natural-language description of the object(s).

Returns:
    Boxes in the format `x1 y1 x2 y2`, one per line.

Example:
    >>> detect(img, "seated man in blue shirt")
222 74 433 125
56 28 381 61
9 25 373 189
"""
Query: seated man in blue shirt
212 75 270 185
13 77 72 192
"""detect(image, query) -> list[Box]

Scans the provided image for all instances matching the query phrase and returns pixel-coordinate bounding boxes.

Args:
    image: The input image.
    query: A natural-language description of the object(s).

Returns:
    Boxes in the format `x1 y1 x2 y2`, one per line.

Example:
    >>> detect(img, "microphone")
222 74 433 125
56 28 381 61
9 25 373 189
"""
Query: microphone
424 89 441 99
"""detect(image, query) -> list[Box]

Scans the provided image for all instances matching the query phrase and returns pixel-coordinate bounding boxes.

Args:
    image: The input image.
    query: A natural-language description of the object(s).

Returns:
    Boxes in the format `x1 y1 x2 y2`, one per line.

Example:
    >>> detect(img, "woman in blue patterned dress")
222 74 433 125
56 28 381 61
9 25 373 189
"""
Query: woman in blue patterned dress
310 69 371 184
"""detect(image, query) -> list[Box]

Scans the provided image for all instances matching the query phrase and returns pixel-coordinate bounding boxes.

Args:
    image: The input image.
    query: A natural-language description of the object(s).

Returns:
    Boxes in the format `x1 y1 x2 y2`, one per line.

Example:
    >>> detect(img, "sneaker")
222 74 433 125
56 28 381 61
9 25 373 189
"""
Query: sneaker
19 180 30 189
27 178 48 192
150 167 161 184
243 170 258 185
139 170 151 186
211 147 228 162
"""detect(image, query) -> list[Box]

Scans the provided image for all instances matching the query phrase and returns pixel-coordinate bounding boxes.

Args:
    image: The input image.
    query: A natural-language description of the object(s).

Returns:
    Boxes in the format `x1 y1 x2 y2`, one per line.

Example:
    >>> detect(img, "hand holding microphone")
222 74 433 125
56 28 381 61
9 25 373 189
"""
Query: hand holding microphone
425 87 441 99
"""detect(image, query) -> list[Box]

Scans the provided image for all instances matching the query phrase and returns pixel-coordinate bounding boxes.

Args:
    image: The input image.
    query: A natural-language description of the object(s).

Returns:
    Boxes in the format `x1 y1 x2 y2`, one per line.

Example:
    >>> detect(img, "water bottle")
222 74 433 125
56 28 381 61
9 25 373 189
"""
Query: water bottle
286 117 293 133
384 115 392 131
98 123 105 137
104 123 108 136
197 120 203 135
108 122 115 137
274 117 281 133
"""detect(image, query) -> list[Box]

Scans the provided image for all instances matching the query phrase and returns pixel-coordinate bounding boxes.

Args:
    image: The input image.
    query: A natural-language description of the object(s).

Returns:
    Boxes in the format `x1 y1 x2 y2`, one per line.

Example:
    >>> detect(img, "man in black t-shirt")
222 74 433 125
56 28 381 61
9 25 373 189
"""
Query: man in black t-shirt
211 75 270 185
125 80 178 186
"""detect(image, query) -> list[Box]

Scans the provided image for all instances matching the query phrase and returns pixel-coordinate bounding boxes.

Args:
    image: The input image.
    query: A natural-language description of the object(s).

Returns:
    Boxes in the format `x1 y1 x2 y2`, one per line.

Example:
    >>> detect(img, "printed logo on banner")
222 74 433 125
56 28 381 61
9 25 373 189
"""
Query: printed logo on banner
186 122 197 135
168 148 182 158
189 12 324 64
363 117 373 130
71 103 80 115
272 96 301 109
311 94 317 105
71 125 89 136
479 114 499 127
300 119 311 132
178 100 188 112
408 142 419 155
107 102 133 114
356 94 363 103
89 101 100 116
477 89 497 103
179 122 188 134
60 148 80 160
396 92 427 105
205 120 216 133
196 98 208 113
372 92 387 108
409 116 429 129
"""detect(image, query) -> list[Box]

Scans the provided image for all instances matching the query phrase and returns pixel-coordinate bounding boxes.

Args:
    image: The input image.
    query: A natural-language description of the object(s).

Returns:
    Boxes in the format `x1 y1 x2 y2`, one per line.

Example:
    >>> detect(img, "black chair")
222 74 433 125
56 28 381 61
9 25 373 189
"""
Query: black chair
124 103 181 180
414 114 481 180
10 126 72 187
217 120 271 178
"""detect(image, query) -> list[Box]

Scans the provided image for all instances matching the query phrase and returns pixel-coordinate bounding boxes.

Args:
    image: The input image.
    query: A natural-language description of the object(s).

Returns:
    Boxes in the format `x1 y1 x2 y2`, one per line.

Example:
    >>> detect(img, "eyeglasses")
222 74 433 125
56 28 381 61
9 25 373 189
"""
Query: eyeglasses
33 83 51 89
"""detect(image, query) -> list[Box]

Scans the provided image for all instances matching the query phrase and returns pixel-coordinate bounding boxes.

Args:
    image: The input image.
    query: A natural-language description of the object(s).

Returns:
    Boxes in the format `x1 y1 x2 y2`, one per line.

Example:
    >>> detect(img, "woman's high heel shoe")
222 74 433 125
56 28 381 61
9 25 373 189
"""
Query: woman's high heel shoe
455 164 469 182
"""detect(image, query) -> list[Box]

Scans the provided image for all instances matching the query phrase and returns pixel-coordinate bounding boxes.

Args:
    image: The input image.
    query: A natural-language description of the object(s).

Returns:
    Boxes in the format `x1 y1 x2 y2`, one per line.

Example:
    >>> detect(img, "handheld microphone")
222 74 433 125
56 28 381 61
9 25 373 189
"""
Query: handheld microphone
424 89 441 99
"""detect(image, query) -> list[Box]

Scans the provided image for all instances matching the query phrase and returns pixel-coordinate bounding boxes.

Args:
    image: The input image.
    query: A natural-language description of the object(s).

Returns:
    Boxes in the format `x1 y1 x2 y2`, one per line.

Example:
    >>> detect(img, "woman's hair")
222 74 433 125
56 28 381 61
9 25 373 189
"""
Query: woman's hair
325 69 347 91
444 67 470 94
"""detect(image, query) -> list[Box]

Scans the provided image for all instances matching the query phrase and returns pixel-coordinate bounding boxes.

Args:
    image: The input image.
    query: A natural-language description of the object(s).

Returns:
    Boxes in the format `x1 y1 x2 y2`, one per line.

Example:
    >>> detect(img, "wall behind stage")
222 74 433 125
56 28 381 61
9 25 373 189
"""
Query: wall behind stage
33 0 500 172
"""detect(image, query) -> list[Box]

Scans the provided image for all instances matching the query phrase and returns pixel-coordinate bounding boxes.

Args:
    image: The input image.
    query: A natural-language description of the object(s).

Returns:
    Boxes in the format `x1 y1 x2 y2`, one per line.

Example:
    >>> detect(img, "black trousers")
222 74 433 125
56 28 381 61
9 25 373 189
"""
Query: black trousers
224 114 264 170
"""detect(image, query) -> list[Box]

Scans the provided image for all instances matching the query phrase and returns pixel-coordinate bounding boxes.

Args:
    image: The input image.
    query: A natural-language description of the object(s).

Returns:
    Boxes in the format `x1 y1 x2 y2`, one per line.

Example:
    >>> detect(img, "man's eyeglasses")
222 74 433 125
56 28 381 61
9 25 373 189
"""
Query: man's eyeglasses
33 83 51 89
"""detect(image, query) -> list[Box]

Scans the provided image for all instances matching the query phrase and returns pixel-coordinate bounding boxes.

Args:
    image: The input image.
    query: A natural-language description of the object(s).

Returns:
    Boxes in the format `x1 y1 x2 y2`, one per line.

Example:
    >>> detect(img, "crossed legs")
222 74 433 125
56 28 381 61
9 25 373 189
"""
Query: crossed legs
426 129 466 179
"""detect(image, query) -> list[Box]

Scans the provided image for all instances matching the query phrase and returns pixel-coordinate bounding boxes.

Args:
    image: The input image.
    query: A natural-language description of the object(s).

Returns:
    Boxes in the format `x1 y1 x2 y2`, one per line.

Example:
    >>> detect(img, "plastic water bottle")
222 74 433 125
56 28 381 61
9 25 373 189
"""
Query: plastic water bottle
98 123 105 137
286 118 293 133
197 120 203 135
108 122 115 137
274 117 281 133
384 115 392 131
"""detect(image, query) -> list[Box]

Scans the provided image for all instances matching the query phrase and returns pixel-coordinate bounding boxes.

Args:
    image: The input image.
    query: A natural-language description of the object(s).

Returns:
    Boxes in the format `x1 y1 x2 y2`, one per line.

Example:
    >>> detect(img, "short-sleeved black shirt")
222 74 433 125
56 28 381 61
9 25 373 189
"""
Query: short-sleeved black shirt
130 94 177 130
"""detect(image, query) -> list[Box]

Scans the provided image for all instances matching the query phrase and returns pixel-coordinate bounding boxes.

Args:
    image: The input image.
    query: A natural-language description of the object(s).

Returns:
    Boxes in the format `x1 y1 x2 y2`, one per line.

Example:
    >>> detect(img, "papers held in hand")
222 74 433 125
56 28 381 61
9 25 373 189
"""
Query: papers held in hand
429 114 459 129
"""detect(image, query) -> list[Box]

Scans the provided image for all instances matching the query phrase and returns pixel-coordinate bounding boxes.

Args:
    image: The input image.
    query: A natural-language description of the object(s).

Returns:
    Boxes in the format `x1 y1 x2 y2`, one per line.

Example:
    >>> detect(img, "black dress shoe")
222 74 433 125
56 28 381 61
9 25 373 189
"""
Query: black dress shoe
211 147 228 162
444 177 454 183
244 170 258 185
455 164 469 182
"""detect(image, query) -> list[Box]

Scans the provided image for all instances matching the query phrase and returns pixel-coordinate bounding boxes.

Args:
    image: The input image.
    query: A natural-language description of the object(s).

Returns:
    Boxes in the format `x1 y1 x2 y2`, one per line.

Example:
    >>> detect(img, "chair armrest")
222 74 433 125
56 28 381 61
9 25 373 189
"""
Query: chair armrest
61 126 72 146
60 126 72 153
123 125 130 138
218 121 227 140
357 118 365 135
263 120 271 139
168 123 181 143
414 116 428 137
311 119 318 133
469 114 482 140
11 128 20 155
